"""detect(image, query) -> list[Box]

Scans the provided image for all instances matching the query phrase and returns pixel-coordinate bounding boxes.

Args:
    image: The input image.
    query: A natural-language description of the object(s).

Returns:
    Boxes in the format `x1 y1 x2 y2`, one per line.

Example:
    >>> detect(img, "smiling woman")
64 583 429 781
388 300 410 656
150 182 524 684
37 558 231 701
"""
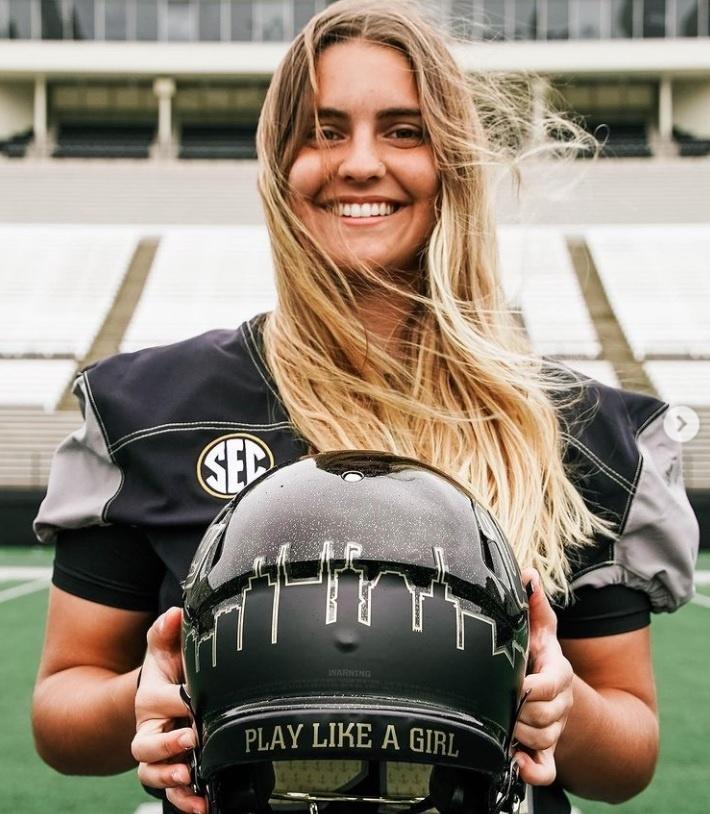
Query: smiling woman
287 41 439 276
30 2 698 814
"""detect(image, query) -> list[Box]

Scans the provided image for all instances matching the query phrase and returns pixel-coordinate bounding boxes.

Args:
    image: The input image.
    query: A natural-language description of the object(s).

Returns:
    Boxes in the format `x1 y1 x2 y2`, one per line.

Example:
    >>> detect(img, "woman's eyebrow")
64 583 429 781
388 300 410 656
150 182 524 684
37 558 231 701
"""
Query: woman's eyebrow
316 107 422 120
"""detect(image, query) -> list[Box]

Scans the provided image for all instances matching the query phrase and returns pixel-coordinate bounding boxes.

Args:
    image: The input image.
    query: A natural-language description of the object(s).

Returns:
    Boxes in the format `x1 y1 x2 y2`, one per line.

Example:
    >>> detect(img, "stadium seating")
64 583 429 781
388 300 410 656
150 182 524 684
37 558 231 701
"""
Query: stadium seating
562 360 619 388
0 128 33 158
53 123 155 159
0 222 707 493
682 407 710 491
586 226 710 359
497 227 601 358
1 159 708 227
0 361 77 412
179 125 258 160
120 227 276 352
0 226 139 357
673 127 710 158
640 361 710 489
0 408 81 488
644 361 710 407
579 122 652 159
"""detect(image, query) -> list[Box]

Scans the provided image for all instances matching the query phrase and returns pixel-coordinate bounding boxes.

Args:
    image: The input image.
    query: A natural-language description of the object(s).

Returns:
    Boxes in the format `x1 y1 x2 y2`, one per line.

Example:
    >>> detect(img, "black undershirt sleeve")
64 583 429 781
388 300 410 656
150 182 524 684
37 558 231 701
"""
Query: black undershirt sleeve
52 525 165 613
554 584 651 638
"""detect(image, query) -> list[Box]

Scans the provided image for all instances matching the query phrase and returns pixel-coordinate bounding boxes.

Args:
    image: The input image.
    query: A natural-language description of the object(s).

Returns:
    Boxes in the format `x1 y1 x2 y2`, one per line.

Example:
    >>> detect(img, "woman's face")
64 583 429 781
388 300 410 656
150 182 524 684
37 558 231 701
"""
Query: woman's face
288 40 440 276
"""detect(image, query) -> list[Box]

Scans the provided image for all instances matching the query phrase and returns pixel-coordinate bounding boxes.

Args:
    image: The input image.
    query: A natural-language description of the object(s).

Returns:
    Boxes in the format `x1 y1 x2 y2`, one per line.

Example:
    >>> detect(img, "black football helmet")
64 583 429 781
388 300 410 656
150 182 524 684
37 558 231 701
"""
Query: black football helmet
181 452 529 814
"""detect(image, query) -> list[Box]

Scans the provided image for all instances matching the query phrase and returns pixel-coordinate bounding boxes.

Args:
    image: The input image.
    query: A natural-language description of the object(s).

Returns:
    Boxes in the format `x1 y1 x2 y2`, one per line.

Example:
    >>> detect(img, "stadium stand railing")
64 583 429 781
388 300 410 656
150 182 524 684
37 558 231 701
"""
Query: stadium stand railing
53 123 156 160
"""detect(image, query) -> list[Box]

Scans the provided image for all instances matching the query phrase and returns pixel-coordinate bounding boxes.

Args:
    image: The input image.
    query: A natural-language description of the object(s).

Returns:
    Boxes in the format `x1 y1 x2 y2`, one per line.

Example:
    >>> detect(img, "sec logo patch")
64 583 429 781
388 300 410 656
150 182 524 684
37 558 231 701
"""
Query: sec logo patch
197 433 274 499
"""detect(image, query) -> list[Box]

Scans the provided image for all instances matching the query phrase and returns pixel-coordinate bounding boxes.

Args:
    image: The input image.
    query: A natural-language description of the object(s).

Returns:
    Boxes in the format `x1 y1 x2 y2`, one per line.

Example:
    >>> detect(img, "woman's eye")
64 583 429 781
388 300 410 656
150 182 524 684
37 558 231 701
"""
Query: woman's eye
389 127 424 143
309 127 341 143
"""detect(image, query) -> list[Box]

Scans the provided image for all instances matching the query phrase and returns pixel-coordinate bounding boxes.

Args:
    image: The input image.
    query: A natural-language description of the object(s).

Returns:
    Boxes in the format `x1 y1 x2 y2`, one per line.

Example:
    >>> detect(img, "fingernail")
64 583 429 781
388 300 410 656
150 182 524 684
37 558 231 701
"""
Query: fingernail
179 733 194 750
171 768 185 783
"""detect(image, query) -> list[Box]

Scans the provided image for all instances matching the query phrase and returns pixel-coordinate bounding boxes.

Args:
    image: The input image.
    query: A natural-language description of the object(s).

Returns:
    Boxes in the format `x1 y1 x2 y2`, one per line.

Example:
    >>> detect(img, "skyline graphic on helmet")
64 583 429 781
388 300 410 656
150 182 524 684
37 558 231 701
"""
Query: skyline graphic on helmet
184 539 527 675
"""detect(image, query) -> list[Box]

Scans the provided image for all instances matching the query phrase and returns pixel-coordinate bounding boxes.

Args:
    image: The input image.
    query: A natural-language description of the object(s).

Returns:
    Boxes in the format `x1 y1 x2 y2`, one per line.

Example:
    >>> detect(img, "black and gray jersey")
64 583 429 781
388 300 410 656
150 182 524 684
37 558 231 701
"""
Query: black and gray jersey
33 314 699 814
35 314 698 619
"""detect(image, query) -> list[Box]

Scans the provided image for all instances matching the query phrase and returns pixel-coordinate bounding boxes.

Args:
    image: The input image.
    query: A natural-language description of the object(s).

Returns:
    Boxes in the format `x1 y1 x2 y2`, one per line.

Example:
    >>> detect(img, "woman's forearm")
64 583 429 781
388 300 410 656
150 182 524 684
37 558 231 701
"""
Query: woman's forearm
555 674 659 803
32 665 141 775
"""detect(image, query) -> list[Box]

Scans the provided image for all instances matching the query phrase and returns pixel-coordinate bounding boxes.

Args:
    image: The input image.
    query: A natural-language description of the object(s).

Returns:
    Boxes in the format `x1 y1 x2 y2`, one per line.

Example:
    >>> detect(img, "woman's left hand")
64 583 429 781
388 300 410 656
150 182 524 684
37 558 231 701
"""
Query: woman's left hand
512 569 575 786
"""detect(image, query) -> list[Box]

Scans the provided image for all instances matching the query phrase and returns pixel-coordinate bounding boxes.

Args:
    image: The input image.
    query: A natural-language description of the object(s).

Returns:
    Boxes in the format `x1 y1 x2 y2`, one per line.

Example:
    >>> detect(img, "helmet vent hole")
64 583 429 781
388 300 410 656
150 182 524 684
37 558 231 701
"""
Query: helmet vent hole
342 470 364 482
210 534 226 569
481 536 495 573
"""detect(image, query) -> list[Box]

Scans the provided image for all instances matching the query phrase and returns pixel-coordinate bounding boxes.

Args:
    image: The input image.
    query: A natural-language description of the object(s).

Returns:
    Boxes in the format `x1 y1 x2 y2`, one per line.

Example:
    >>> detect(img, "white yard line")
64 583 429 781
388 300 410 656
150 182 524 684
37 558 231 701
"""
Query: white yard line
0 578 50 604
695 570 710 586
0 566 52 580
132 805 161 814
691 592 710 609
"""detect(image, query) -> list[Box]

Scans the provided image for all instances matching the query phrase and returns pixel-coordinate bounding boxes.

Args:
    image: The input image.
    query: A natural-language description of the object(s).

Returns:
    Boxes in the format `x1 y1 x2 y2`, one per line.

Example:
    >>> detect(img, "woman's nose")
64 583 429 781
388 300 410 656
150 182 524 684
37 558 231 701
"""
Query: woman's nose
336 133 386 182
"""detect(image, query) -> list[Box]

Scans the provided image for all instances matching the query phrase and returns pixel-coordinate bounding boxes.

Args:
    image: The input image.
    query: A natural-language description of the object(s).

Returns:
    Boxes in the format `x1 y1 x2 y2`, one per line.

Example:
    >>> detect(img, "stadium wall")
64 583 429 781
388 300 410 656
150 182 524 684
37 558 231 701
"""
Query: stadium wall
1 489 708 550
0 489 46 546
0 81 32 139
675 79 710 136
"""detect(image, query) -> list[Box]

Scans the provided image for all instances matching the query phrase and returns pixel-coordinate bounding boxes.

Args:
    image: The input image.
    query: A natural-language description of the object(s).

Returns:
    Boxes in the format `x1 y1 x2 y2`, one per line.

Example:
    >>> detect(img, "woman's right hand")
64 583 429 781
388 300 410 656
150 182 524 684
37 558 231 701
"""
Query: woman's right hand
132 607 208 814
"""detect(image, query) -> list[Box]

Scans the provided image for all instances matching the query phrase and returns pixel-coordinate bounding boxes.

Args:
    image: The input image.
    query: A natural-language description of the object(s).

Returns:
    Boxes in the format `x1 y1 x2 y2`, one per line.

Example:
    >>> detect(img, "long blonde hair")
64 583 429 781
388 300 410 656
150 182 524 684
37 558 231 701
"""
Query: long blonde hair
256 0 609 599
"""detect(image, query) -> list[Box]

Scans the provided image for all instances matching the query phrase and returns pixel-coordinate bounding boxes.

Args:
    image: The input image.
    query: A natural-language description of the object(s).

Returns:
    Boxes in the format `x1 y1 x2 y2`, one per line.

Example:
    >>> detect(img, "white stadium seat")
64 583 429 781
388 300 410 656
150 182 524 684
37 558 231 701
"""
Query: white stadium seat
497 227 600 359
0 359 76 411
586 226 710 360
562 360 620 389
0 225 139 358
120 227 276 352
644 361 710 407
122 225 601 358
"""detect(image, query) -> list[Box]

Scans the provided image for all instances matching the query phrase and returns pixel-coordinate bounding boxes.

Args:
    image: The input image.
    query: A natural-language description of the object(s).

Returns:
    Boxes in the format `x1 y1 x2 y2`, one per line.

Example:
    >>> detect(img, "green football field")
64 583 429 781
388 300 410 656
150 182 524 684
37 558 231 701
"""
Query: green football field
1 546 709 814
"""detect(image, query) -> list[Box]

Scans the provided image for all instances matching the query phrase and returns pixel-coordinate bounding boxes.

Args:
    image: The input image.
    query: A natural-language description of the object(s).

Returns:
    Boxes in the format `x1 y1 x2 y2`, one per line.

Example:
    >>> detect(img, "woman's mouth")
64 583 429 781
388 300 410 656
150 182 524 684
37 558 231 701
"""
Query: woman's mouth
322 201 403 221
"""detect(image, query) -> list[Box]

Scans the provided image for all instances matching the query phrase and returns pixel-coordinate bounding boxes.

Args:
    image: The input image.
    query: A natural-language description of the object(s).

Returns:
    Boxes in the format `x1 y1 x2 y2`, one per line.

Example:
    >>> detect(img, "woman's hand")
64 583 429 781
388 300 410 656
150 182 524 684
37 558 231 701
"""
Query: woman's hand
513 569 574 786
131 607 208 814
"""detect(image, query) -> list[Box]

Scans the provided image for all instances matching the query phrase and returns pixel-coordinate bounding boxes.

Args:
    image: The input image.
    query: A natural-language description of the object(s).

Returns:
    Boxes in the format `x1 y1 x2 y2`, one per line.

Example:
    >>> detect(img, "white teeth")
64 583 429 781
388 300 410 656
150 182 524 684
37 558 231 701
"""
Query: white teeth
335 202 396 218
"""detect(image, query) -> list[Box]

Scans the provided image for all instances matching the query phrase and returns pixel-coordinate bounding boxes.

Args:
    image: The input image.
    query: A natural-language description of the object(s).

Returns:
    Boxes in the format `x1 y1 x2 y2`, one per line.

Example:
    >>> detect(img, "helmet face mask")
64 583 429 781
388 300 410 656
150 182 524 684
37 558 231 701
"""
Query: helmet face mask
182 452 529 814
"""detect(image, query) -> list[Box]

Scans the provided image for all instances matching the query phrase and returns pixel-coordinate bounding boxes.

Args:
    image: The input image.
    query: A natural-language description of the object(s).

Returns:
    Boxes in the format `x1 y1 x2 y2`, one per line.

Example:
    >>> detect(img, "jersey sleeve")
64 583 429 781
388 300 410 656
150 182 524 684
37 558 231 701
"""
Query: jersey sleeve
560 378 700 616
36 372 167 610
53 525 164 612
34 370 123 544
554 584 651 638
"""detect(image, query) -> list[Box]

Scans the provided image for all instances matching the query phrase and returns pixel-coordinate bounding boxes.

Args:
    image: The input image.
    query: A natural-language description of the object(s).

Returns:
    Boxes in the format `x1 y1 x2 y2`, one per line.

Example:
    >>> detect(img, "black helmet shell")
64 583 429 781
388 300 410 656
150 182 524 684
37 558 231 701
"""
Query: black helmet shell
182 452 528 800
